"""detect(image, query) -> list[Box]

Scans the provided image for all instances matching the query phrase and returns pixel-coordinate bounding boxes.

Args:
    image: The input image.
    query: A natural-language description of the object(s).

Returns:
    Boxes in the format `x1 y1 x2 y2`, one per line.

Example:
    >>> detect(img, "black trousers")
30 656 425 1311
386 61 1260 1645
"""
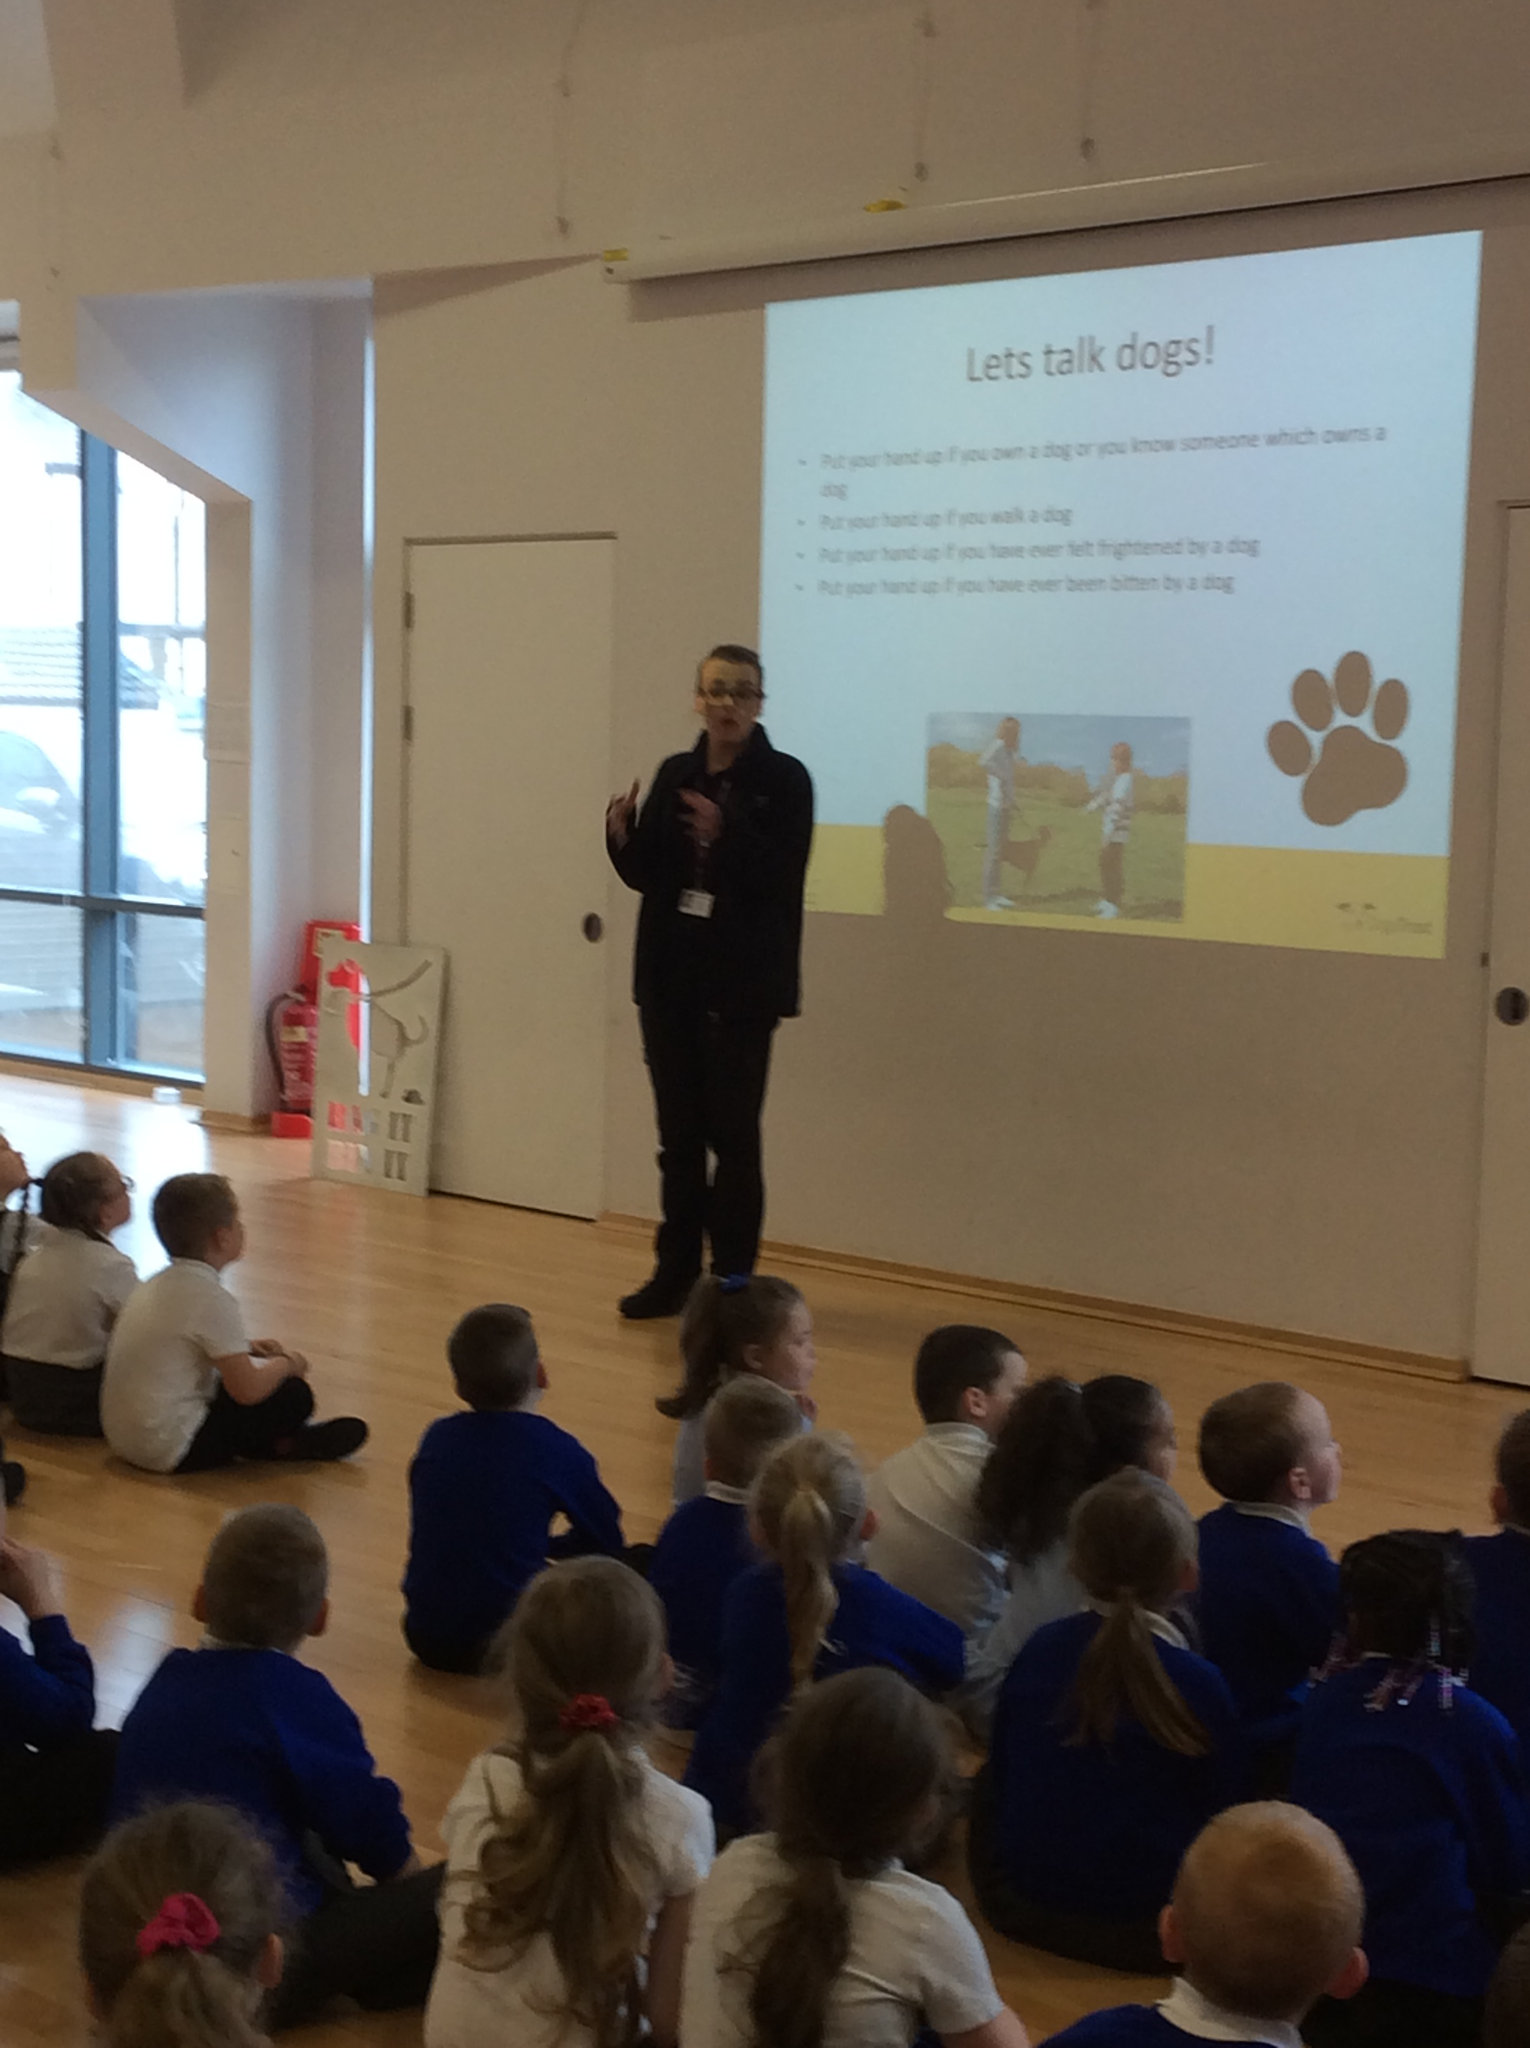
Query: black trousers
5 1356 105 1437
640 1005 777 1281
266 1862 444 2031
1302 1980 1482 2048
176 1377 315 1473
0 1729 119 1869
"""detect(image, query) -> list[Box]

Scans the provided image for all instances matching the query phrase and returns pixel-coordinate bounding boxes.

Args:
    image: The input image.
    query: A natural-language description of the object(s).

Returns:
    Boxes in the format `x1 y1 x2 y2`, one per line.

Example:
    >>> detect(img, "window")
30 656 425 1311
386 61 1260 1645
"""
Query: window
0 372 206 1078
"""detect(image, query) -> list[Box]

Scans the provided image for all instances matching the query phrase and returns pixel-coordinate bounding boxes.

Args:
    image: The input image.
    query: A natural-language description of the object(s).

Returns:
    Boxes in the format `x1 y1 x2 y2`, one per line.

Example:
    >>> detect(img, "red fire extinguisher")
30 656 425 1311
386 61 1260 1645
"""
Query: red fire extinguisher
266 919 362 1138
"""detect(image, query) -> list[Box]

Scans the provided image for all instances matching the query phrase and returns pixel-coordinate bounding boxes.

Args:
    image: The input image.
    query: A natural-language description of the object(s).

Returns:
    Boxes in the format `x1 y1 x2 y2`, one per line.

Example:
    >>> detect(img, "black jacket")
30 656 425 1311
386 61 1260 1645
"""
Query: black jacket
607 727 814 1020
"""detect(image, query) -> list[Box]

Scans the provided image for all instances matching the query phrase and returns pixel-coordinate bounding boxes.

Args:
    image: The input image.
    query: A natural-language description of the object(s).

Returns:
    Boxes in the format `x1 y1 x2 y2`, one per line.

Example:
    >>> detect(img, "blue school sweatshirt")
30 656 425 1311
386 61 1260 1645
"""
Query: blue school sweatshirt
1194 1505 1339 1740
684 1559 965 1832
1290 1660 1530 1998
0 1611 96 1750
1044 2014 1237 2046
113 1646 413 1915
983 1611 1246 1922
1463 1528 1530 1752
648 1487 757 1728
403 1408 625 1654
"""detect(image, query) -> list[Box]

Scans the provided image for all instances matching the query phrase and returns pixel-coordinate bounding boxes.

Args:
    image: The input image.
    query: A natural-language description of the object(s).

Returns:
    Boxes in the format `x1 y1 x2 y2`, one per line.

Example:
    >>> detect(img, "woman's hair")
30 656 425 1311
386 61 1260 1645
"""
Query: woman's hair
750 1432 865 1692
1066 1468 1209 1757
657 1274 805 1420
460 1557 666 2047
977 1372 1168 1565
732 1668 950 2048
79 1801 285 2048
1337 1529 1474 1672
40 1151 120 1238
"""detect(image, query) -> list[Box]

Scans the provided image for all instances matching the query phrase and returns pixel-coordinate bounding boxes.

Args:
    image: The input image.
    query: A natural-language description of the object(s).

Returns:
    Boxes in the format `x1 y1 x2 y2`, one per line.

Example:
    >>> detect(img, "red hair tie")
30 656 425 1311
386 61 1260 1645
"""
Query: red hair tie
136 1892 221 1960
559 1692 618 1733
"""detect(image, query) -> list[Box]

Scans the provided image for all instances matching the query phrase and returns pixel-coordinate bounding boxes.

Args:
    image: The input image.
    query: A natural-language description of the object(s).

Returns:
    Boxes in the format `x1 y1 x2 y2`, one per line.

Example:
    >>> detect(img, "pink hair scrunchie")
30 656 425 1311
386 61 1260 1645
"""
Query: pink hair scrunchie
136 1891 221 1960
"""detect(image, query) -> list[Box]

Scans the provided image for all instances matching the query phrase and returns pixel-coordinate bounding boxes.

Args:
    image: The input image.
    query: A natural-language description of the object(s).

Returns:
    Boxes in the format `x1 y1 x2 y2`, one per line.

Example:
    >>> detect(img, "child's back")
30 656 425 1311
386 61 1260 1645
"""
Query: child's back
648 1376 802 1727
1193 1384 1343 1744
1462 1410 1530 1752
683 1433 963 1834
403 1307 624 1673
102 1256 238 1472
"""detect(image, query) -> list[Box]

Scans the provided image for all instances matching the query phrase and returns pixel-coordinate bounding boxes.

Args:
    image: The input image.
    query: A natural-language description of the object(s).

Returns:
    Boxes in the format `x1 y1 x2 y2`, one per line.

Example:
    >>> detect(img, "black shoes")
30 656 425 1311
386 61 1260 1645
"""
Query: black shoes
2 1459 24 1505
282 1417 369 1462
618 1271 699 1321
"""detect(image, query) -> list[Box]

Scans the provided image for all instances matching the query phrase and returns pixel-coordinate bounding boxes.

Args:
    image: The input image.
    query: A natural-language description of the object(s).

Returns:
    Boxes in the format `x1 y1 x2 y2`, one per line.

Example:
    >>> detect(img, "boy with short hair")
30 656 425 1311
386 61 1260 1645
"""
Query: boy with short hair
1041 1802 1367 2043
1463 1407 1530 1751
865 1324 1028 1634
401 1303 625 1673
649 1372 804 1726
0 1481 117 1868
1193 1382 1342 1753
112 1503 441 2028
101 1172 366 1473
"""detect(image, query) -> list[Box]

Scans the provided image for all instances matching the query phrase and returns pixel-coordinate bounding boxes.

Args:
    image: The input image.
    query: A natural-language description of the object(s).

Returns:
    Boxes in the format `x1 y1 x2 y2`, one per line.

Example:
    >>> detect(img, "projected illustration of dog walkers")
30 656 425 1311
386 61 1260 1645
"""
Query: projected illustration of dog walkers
927 713 1189 924
1267 653 1409 827
761 230 1477 957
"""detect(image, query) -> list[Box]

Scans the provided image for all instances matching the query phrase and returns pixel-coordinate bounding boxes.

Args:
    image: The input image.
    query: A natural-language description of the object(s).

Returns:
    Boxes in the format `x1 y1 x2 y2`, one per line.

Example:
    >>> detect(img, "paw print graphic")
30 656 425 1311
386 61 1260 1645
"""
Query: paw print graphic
1267 652 1409 826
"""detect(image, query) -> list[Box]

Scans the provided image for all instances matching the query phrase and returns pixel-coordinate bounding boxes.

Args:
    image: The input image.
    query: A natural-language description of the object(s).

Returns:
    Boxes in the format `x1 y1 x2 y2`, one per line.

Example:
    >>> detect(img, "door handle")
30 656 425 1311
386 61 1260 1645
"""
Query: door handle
582 914 604 943
1496 987 1529 1025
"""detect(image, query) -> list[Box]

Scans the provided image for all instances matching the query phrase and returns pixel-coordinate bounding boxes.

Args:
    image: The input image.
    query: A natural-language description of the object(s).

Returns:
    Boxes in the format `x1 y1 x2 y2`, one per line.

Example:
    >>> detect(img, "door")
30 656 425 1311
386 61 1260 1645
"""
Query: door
403 537 613 1216
1474 507 1530 1381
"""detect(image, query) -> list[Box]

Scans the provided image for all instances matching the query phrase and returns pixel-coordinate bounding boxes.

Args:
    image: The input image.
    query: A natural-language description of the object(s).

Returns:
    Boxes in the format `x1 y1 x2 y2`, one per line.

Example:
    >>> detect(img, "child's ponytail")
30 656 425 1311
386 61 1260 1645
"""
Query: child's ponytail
461 1558 665 2048
657 1274 804 1420
1066 1468 1209 1758
751 1433 865 1692
80 1802 284 2048
737 1668 950 2048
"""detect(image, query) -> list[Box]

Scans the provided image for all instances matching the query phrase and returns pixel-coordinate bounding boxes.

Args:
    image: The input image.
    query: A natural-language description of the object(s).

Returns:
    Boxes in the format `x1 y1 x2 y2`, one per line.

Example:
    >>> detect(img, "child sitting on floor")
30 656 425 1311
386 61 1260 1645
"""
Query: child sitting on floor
79 1801 288 2048
658 1274 815 1505
685 1430 964 1836
2 1150 137 1436
962 1373 1176 1732
649 1373 803 1727
0 1125 37 1502
1463 1406 1530 1752
683 1666 1030 2048
425 1556 714 2048
102 1172 366 1473
0 1478 117 1870
1040 1802 1367 2044
1193 1381 1342 1763
1291 1529 1530 2048
970 1468 1246 1974
865 1323 1028 1636
403 1302 626 1674
113 1503 442 2030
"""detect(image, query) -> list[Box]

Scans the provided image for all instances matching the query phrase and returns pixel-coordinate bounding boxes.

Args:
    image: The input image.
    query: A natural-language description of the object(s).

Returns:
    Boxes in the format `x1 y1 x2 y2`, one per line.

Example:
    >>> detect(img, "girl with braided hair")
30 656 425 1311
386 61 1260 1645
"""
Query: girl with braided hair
684 1432 964 1837
682 1667 1029 2048
424 1556 713 2048
1293 1529 1530 2048
970 1468 1246 1972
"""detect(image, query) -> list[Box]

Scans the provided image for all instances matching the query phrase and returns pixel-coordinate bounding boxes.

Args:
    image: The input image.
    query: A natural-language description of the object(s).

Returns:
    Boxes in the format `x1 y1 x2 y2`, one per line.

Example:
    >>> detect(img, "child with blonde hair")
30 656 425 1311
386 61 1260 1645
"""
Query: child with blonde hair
2 1149 137 1435
684 1431 963 1835
659 1273 816 1504
683 1667 1030 2048
79 1801 287 2048
425 1556 713 2048
970 1468 1245 1972
1041 1803 1367 2043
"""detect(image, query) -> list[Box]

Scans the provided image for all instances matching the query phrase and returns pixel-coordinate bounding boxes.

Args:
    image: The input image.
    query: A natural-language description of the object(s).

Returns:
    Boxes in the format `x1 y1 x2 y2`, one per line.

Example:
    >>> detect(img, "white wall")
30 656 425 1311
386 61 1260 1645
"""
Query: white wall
373 186 1530 1362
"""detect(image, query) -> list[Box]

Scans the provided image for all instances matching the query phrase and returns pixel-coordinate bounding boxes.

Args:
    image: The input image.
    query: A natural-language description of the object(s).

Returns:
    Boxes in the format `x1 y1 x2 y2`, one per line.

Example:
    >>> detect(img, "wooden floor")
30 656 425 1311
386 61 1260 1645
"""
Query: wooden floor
0 1072 1523 2046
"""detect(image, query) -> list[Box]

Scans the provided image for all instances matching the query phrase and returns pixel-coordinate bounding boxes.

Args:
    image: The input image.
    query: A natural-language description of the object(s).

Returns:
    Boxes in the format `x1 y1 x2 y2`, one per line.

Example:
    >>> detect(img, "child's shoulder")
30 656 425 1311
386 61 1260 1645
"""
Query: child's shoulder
1041 2009 1183 2045
1200 1503 1330 1560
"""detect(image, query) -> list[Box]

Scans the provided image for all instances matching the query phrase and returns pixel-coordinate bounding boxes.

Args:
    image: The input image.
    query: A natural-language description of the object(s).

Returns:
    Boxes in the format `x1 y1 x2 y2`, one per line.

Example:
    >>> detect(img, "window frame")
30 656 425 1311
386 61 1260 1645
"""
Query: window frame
0 392 206 1082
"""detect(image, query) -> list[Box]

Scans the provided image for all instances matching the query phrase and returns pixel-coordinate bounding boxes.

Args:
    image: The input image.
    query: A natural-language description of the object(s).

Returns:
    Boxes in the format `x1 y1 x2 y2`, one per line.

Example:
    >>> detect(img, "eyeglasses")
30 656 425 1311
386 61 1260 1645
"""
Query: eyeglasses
698 682 763 705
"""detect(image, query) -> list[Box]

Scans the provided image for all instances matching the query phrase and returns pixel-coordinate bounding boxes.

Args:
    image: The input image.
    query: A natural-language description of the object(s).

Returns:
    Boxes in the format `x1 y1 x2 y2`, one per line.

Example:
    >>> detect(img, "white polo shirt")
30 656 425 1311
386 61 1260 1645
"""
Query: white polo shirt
2 1227 138 1368
102 1258 248 1472
864 1423 1006 1636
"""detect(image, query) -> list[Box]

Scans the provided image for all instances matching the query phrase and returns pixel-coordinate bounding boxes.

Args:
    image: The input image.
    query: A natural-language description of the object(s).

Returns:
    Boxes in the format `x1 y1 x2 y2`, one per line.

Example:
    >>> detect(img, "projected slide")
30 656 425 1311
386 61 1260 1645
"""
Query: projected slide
760 232 1480 955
